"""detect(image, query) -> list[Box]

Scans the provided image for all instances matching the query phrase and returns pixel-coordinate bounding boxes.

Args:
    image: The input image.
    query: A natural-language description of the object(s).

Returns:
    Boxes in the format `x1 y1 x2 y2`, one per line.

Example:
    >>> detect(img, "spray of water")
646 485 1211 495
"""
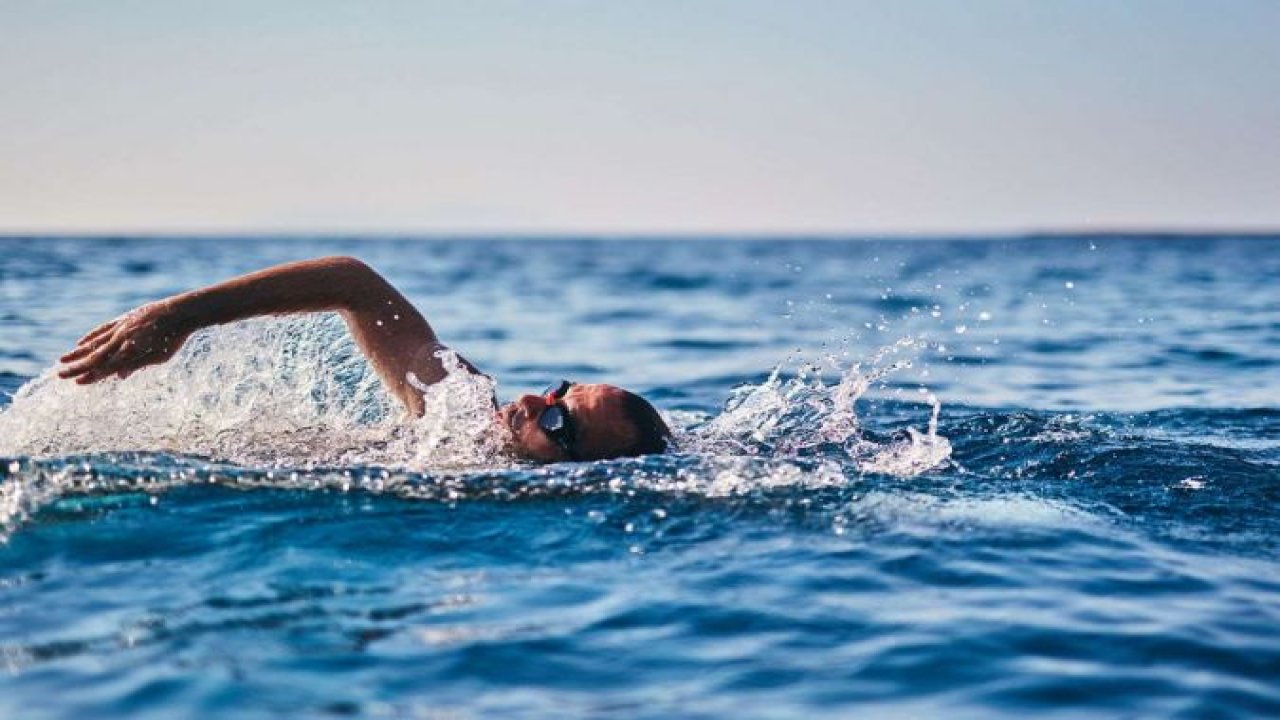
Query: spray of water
0 318 951 535
0 316 505 469
687 336 951 477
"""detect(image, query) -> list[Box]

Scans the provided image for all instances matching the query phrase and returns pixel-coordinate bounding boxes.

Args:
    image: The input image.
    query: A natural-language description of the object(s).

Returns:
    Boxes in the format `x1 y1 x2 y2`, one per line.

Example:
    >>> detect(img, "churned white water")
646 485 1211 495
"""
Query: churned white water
1 317 948 476
0 316 506 469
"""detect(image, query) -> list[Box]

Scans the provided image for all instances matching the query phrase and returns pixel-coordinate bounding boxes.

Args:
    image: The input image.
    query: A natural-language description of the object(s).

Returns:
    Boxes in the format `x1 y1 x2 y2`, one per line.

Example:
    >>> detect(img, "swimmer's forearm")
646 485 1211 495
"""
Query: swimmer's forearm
170 256 417 332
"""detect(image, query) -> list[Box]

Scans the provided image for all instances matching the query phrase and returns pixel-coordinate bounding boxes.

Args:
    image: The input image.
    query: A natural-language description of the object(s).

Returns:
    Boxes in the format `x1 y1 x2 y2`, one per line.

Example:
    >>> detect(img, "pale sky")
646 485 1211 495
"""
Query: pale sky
2 1 1278 234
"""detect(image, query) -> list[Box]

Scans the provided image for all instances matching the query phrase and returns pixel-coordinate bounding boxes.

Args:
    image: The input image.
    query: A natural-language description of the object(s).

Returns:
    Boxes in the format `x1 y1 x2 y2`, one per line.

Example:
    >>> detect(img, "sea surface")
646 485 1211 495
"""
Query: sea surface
1 235 1278 718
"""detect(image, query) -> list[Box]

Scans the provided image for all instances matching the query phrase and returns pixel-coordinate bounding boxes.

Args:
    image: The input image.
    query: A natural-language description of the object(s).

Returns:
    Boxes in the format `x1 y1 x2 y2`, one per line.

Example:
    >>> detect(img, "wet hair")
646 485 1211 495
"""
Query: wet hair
617 390 673 457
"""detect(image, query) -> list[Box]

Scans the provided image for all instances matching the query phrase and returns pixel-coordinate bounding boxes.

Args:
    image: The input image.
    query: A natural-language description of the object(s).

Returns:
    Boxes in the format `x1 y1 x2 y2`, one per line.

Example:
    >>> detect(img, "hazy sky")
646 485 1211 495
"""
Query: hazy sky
2 1 1278 234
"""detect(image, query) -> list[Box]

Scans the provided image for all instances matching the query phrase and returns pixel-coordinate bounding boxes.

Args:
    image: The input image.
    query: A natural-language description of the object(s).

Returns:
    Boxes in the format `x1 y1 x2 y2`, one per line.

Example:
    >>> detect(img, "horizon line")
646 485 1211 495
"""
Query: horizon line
2 226 1280 241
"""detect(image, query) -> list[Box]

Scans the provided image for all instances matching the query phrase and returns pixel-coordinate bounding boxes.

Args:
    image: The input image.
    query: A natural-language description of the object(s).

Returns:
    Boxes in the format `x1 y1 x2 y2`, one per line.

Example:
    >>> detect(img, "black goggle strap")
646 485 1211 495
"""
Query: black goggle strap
542 380 573 402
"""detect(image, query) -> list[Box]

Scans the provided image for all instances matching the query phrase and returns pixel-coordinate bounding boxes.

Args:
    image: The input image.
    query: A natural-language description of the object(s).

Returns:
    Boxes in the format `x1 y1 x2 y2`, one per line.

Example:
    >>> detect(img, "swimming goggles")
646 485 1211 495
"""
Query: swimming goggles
539 380 579 460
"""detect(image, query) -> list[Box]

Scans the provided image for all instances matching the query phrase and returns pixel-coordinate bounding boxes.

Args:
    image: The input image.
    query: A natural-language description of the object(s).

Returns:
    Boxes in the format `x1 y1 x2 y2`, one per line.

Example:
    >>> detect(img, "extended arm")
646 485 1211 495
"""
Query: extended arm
57 256 472 415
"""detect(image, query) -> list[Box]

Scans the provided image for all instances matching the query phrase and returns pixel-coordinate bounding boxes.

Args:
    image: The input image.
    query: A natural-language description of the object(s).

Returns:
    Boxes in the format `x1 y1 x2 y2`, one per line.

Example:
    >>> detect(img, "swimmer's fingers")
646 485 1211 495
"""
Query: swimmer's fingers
60 319 126 363
58 339 113 376
59 346 92 364
60 334 112 363
77 319 118 345
80 344 163 384
59 336 126 382
58 323 118 364
74 360 126 385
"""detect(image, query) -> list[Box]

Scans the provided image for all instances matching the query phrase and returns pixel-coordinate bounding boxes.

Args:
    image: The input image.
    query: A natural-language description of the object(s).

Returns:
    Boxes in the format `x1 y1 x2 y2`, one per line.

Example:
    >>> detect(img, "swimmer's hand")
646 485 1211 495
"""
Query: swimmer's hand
57 301 192 384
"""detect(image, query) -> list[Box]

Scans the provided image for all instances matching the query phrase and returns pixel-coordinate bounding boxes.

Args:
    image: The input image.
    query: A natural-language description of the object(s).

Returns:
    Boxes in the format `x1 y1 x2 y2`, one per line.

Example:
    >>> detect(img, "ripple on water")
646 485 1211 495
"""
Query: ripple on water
2 237 1280 717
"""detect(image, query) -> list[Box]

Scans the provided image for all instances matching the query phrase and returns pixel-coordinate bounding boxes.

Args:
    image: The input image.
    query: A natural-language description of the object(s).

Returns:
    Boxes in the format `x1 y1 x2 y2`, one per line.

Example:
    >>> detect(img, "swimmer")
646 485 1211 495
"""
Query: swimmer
56 256 671 463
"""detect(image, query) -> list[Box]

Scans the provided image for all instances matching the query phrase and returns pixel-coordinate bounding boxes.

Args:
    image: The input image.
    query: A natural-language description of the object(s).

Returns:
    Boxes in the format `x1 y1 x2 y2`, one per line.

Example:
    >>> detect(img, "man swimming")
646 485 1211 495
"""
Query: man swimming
56 256 671 463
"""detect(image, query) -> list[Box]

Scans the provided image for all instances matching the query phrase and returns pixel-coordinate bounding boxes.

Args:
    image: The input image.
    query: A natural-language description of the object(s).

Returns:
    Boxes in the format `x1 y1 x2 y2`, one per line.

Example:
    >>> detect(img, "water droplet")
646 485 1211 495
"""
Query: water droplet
1177 476 1206 490
954 325 967 334
978 311 992 321
1065 281 1075 289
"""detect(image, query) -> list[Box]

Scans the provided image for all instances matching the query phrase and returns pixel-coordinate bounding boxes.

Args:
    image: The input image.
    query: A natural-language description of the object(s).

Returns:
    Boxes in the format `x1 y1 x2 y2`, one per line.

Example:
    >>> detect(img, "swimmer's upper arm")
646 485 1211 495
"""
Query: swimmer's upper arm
331 257 481 416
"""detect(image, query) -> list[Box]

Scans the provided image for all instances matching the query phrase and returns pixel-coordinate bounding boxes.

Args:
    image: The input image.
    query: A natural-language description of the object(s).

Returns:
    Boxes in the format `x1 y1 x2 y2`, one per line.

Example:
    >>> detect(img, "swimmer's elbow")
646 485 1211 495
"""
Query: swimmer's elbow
324 255 376 278
322 256 393 309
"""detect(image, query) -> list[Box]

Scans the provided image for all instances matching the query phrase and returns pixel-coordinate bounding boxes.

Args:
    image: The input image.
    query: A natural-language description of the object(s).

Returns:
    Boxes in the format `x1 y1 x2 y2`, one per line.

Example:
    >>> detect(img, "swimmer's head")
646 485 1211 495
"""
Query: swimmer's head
497 381 671 463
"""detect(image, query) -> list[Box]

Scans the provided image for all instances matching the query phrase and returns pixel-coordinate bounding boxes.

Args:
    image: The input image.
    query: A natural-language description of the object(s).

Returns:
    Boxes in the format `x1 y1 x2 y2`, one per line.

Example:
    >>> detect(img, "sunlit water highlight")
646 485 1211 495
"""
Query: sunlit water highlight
1 236 1278 719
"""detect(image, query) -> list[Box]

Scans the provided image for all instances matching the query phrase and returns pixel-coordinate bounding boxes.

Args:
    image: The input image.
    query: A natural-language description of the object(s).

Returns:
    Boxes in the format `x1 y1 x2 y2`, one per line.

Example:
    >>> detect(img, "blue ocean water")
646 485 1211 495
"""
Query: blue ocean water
1 235 1278 718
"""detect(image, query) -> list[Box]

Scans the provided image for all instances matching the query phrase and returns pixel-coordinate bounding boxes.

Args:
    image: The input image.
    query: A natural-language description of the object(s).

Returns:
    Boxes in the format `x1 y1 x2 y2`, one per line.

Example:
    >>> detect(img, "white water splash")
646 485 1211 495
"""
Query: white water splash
0 316 504 470
688 337 951 477
0 322 950 536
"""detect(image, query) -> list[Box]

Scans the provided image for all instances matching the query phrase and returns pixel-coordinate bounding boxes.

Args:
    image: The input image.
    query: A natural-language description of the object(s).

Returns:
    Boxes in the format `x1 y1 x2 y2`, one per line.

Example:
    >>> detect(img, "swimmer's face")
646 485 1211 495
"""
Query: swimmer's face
498 383 639 463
